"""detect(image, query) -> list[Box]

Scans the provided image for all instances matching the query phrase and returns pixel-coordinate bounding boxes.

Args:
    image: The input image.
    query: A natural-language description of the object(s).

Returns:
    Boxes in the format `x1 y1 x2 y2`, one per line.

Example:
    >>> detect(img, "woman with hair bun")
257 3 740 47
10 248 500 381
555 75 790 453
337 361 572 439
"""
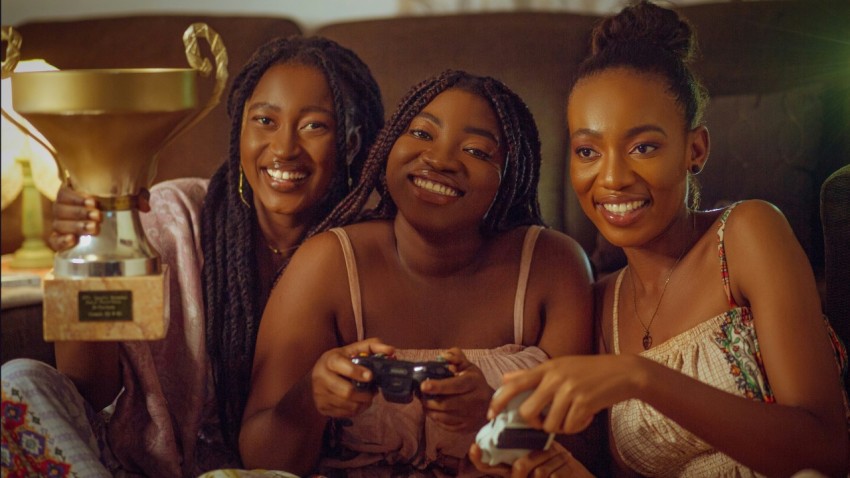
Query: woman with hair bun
471 1 849 476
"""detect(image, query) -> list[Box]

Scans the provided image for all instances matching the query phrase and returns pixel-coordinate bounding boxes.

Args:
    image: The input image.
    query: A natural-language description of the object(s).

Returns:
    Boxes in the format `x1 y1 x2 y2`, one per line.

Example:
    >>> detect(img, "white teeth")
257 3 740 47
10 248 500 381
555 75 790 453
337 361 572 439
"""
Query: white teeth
413 177 460 197
602 200 646 215
267 169 307 181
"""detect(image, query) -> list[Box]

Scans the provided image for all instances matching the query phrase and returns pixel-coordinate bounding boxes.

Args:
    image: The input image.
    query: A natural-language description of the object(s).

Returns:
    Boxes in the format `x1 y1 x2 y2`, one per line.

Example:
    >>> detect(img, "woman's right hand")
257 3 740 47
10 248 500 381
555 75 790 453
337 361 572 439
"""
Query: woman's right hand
48 185 151 251
489 354 645 435
311 338 395 419
48 185 102 251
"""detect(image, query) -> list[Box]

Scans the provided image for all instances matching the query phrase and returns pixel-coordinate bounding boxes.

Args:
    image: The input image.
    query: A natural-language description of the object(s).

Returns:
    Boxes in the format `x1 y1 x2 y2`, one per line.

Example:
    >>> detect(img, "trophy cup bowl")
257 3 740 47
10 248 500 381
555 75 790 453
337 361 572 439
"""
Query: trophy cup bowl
1 24 228 340
14 68 199 276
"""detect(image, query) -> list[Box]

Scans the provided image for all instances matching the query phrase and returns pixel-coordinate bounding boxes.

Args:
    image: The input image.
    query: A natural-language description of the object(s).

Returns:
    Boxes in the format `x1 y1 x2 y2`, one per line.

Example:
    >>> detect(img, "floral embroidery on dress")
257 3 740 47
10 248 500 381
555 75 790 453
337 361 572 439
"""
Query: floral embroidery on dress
821 314 850 433
713 204 775 403
713 308 775 403
716 206 735 301
2 389 72 478
824 318 849 379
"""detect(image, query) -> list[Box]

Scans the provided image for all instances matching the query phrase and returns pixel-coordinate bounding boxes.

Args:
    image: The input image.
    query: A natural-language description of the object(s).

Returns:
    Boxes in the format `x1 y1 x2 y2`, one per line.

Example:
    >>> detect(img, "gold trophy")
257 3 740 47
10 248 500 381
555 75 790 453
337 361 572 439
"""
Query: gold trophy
1 24 228 341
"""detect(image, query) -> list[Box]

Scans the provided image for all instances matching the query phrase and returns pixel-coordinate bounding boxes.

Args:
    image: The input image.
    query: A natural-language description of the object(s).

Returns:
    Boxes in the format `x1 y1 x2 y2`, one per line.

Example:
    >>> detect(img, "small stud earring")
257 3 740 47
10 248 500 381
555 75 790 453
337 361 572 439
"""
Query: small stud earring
690 164 702 174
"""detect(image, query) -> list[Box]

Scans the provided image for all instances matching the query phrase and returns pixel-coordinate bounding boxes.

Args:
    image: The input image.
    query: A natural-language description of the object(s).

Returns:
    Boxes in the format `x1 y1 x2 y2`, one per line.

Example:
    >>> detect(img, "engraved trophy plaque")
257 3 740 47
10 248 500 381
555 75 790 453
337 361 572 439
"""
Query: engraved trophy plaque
1 24 228 340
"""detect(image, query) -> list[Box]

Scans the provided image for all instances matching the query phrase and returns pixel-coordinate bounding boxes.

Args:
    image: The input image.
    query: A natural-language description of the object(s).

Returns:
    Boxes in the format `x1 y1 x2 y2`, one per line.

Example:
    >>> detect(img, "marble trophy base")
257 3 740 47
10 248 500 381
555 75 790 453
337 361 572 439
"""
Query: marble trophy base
42 265 169 341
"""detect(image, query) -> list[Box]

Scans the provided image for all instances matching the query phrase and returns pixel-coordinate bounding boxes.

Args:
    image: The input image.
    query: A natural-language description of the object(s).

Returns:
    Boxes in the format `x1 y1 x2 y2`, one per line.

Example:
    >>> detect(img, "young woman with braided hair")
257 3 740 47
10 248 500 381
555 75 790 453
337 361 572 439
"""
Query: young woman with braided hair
1 35 383 477
238 70 594 476
471 2 849 477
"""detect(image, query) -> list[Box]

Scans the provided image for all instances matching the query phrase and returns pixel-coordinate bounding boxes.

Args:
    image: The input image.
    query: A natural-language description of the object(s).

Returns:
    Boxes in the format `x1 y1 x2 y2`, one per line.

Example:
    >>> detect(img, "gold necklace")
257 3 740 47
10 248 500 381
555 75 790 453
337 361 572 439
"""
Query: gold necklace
627 245 687 350
267 243 298 257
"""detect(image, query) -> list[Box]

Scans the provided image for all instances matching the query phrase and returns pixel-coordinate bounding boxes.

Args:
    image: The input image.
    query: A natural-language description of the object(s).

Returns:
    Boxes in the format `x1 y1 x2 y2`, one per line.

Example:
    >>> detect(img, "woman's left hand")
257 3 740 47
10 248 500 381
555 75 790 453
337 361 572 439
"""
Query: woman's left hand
468 441 594 477
420 347 493 433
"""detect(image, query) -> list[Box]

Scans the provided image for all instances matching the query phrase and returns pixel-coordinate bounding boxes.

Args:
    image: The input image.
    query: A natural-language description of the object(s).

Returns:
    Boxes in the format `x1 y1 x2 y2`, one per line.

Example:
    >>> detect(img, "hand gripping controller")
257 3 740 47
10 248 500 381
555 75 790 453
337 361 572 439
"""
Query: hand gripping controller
475 389 556 466
350 353 453 404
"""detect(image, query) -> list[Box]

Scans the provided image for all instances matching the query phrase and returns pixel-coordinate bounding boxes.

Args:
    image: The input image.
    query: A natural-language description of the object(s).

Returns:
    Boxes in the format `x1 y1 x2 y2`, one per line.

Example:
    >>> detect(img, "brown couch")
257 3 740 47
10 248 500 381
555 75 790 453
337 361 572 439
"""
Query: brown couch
2 2 849 345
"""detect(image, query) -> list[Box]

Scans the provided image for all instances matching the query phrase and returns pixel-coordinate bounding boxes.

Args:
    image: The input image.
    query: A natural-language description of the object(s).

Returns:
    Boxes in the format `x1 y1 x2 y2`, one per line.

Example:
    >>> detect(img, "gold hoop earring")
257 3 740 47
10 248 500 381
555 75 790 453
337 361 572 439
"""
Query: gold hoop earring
347 162 353 188
238 166 251 208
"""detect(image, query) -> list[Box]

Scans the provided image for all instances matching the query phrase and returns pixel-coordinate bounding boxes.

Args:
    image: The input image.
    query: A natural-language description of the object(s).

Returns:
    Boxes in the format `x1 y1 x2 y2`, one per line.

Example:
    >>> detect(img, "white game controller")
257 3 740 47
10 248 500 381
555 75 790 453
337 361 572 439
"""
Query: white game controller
475 389 556 466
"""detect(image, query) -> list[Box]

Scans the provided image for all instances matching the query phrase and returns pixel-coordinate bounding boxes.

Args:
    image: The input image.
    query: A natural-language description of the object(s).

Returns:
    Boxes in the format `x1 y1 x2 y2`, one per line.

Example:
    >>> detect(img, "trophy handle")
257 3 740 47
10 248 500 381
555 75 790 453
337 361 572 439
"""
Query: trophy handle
161 23 229 148
1 26 59 159
1 26 21 78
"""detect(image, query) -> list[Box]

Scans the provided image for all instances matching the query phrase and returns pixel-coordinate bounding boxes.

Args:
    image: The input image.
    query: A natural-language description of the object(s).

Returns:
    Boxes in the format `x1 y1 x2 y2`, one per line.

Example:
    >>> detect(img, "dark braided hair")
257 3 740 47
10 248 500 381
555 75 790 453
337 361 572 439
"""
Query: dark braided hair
570 1 710 209
200 35 383 453
315 69 545 235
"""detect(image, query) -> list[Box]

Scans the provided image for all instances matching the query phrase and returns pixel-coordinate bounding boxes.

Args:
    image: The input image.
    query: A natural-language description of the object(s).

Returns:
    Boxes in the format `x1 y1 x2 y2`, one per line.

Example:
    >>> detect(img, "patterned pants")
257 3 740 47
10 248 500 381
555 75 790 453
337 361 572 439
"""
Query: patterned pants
1 359 115 478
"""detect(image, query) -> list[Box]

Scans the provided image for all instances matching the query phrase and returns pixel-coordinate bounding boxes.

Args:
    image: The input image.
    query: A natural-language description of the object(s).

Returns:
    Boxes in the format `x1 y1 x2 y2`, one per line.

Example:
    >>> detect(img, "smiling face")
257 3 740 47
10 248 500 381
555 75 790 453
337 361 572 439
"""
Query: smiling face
568 67 708 248
386 88 505 234
240 63 338 224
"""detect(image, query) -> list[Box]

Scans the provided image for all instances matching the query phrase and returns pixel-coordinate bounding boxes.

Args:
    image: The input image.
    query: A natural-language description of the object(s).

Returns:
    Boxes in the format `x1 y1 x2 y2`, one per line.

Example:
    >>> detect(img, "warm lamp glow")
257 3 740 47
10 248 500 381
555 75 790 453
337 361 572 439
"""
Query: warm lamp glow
1 59 62 269
1 59 61 206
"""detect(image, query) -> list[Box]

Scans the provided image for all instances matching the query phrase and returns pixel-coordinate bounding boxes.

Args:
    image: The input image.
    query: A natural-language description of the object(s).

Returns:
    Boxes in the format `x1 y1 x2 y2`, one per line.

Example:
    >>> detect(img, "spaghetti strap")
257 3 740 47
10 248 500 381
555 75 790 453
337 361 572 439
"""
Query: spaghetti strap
715 202 742 308
330 228 365 341
612 269 627 355
514 226 544 345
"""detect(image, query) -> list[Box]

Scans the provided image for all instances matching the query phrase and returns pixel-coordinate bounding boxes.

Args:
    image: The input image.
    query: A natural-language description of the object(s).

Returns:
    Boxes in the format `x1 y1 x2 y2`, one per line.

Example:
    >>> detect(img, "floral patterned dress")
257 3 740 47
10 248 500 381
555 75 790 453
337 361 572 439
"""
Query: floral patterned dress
608 203 847 477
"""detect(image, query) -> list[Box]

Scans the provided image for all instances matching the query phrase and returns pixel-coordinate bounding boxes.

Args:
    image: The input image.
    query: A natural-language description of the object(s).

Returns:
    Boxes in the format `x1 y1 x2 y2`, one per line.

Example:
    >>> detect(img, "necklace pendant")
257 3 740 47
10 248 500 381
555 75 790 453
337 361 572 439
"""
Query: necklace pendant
642 333 652 350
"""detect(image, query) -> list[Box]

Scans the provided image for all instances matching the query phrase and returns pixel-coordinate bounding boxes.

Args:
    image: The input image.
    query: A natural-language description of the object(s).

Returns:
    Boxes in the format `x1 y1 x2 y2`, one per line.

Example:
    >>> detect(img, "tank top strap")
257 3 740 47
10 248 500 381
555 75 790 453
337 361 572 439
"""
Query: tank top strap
329 228 365 341
513 226 544 345
715 202 743 308
612 268 627 355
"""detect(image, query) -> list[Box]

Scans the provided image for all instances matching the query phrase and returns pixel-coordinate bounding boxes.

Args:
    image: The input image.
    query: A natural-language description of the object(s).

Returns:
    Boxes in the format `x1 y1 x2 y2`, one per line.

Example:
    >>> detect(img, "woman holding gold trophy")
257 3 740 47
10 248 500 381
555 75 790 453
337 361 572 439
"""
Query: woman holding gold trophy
1 33 384 477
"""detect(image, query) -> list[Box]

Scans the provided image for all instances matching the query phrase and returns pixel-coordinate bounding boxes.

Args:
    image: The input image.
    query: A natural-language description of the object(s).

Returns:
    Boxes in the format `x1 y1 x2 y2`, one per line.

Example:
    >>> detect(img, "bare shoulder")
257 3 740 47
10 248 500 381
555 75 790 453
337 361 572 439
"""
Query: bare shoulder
527 227 595 355
718 200 813 304
718 199 801 262
721 199 793 241
292 228 346 255
532 229 592 287
339 219 393 242
329 220 394 262
272 229 349 304
534 227 592 271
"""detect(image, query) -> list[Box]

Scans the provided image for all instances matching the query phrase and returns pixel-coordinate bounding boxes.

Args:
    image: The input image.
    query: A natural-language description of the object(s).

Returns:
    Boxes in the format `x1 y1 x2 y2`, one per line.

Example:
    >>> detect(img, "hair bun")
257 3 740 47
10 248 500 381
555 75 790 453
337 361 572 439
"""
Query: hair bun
591 1 696 63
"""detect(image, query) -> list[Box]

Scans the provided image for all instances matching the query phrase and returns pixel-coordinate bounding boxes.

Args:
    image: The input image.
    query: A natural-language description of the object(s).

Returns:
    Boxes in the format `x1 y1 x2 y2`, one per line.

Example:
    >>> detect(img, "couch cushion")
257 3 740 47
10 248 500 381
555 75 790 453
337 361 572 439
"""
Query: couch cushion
699 85 825 269
821 165 850 393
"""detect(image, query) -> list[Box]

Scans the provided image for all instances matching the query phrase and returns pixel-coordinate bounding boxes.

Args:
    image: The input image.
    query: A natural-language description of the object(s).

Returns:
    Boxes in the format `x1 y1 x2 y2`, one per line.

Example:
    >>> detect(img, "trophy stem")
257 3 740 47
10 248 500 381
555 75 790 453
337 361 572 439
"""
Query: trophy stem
54 204 161 277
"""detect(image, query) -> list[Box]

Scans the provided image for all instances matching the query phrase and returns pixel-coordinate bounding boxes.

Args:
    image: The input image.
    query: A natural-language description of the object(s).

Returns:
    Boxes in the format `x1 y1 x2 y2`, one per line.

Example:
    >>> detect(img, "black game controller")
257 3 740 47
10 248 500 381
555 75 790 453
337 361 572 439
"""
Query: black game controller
350 353 454 404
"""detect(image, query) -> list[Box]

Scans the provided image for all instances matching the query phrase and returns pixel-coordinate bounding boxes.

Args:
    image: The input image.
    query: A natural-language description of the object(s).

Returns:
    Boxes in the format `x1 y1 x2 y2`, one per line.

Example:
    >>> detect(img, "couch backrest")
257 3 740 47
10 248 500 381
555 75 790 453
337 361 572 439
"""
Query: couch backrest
13 15 303 183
